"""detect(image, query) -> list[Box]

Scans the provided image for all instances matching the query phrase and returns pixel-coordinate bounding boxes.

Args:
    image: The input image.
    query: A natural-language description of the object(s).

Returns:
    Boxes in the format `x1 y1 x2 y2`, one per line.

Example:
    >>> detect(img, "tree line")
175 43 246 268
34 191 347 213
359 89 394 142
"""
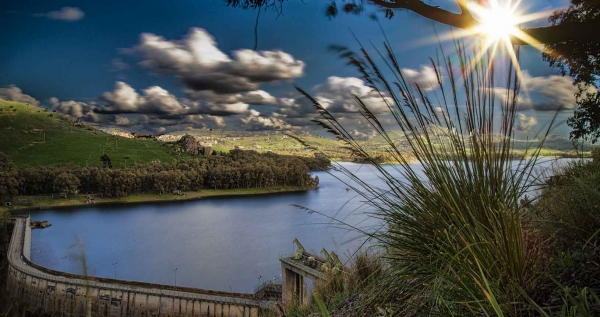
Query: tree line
0 150 330 203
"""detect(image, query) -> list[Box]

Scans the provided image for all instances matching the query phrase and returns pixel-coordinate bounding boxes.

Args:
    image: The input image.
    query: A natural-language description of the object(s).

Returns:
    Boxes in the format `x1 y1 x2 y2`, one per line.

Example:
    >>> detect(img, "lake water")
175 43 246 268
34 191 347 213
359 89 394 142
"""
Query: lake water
28 159 572 293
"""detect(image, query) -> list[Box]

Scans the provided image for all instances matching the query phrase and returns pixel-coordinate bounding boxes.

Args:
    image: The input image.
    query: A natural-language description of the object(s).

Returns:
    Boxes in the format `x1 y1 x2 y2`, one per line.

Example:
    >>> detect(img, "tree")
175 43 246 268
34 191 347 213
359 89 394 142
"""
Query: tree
53 172 80 198
0 153 18 204
543 0 600 143
101 154 112 168
568 90 600 142
543 0 600 85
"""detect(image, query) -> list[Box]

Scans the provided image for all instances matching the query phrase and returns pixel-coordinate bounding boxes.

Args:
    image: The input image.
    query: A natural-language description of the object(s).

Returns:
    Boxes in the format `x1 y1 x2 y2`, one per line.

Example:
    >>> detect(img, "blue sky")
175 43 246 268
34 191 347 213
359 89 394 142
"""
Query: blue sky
0 0 580 138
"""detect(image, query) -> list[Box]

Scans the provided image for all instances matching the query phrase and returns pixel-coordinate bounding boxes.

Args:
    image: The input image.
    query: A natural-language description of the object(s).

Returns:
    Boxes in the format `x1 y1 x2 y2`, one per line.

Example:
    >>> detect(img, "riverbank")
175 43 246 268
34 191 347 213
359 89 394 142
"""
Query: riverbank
2 186 310 213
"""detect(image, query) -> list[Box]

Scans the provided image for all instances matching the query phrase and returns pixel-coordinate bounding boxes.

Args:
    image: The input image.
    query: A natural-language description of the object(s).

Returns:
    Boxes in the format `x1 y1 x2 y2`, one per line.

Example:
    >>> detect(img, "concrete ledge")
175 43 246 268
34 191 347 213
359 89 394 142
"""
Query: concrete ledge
7 217 273 316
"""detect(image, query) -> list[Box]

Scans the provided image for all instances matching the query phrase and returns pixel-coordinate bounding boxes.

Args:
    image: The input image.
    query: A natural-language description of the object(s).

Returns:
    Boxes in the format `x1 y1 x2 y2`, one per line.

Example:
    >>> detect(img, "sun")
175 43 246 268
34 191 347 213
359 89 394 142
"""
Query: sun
475 5 519 41
465 0 551 47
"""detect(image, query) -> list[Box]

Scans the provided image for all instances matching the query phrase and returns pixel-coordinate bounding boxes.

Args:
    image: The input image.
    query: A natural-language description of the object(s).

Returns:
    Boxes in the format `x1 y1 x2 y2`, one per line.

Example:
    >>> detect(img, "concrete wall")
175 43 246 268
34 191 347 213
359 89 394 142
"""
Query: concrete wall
7 218 269 317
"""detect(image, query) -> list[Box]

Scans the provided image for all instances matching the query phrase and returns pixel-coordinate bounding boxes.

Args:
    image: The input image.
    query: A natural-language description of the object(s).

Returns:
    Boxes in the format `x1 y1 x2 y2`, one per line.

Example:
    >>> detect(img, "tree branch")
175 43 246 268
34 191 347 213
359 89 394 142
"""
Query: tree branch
512 21 600 46
369 0 600 46
369 0 478 29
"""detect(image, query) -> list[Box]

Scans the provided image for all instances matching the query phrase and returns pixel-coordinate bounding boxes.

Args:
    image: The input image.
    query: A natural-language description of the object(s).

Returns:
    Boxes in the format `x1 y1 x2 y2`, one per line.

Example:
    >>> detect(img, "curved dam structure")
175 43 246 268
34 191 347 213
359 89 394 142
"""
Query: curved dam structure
7 217 273 317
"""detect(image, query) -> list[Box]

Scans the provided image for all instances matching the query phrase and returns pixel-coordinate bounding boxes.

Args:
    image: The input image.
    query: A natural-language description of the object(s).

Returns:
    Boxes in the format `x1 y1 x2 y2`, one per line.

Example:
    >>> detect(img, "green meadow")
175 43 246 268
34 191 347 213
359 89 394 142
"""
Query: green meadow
0 100 182 167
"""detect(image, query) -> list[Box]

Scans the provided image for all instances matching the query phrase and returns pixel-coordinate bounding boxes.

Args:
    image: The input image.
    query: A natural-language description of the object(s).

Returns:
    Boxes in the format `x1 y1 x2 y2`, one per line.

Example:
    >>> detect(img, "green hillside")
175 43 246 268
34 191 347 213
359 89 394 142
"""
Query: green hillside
169 125 592 163
0 100 181 167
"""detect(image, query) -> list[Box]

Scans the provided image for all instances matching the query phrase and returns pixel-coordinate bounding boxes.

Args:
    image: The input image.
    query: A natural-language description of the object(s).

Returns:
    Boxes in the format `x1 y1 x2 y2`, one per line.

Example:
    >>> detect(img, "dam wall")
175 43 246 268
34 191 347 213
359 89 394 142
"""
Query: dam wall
7 217 270 317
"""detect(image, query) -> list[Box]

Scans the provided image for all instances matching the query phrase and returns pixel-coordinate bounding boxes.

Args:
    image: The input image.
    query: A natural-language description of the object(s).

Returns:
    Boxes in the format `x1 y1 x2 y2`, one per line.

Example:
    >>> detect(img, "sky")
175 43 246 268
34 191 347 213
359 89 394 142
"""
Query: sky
0 0 583 138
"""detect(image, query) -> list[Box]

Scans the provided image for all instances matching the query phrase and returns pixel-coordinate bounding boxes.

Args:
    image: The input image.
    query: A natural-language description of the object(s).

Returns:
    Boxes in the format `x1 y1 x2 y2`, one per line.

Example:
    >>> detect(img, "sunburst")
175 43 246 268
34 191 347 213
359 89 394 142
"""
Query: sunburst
467 0 550 54
414 1 555 105
461 0 556 110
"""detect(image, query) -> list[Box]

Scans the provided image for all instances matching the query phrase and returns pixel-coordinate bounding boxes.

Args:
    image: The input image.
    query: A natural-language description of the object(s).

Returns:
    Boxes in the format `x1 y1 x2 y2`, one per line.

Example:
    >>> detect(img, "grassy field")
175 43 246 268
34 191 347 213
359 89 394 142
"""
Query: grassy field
1 186 307 212
170 128 592 162
0 100 183 167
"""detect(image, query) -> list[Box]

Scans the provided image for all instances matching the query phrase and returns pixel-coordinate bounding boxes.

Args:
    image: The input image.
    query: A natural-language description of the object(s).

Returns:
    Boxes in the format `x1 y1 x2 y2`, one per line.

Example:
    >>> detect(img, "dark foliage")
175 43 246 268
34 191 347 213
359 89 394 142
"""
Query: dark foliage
568 90 600 143
542 0 600 143
100 154 112 168
0 150 329 201
543 0 600 85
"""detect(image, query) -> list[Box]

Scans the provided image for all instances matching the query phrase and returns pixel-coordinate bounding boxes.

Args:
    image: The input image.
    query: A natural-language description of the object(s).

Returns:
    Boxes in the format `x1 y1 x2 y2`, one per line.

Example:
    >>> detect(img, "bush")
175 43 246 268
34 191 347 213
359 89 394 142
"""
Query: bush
294 38 558 316
534 160 600 246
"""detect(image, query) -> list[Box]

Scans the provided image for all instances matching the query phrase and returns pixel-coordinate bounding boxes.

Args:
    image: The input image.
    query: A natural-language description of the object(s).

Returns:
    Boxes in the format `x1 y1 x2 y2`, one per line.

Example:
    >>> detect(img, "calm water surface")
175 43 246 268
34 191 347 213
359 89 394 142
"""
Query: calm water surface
29 160 568 293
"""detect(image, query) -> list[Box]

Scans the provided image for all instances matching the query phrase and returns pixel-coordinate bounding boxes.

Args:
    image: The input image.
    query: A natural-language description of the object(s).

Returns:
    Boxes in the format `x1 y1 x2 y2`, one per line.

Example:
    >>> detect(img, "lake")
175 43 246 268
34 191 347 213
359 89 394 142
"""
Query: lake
28 159 570 293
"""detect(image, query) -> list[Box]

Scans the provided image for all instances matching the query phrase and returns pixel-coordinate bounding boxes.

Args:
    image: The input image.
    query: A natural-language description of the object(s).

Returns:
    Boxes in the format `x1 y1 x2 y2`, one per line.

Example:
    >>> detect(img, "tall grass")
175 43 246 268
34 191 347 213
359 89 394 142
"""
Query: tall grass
294 39 556 315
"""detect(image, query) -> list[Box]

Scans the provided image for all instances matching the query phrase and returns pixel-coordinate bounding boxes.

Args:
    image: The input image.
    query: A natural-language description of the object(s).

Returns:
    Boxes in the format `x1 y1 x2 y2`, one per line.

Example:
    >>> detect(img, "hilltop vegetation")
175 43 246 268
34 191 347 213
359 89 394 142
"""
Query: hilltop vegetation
163 127 589 163
0 100 181 167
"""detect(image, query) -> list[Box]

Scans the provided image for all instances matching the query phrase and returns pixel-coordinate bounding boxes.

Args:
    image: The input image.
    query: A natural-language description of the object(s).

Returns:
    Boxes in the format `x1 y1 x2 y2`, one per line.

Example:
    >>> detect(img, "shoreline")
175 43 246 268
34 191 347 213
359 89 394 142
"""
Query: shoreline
3 187 311 213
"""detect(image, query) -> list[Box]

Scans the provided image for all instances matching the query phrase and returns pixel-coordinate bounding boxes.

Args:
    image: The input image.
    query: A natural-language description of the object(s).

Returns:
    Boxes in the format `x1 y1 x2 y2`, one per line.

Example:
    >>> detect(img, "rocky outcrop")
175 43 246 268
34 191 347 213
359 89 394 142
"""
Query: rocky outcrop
29 220 51 229
178 134 204 156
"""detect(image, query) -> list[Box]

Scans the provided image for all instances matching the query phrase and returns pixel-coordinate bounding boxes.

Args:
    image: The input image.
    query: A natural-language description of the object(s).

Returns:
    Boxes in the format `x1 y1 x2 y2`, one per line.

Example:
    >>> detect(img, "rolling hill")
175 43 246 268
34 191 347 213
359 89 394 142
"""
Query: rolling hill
0 100 181 167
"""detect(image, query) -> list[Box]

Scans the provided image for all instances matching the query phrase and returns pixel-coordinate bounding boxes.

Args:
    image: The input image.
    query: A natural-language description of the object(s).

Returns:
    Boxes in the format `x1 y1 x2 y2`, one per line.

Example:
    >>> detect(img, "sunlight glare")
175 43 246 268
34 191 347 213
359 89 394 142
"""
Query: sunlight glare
477 5 519 41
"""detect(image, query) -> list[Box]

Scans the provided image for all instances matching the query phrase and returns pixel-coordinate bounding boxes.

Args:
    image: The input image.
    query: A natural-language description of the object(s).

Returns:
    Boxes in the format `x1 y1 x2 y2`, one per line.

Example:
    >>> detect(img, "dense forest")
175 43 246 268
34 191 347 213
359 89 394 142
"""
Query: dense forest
0 150 330 203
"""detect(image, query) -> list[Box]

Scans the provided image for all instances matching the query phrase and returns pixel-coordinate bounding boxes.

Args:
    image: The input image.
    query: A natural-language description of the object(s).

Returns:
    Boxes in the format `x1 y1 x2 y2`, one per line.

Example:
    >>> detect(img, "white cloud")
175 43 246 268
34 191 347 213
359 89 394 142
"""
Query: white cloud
402 65 440 91
34 7 85 21
129 28 305 94
48 97 101 123
185 89 277 105
516 113 538 133
0 85 39 106
280 76 391 118
350 129 377 140
241 111 291 131
98 81 255 116
100 82 146 113
49 97 91 118
494 71 597 111
208 115 226 127
115 116 132 126
99 81 190 115
133 113 229 133
316 76 390 114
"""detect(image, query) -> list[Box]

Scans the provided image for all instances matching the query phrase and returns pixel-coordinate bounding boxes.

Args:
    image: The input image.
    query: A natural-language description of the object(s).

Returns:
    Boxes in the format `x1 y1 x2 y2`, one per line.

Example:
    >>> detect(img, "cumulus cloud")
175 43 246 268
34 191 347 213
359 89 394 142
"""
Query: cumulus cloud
99 81 188 114
279 76 391 118
402 65 440 91
115 116 132 126
0 85 39 106
316 76 391 114
209 115 226 127
350 129 377 140
495 71 597 111
129 28 305 94
134 113 228 133
97 81 253 116
241 111 291 131
185 89 277 105
278 97 318 118
34 7 85 21
49 97 92 118
516 113 538 133
48 97 100 122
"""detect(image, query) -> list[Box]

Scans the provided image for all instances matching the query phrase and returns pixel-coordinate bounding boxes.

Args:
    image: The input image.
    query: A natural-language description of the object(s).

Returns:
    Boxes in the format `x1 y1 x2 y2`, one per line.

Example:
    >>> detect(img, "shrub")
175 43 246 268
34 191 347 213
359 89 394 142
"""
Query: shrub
295 39 557 316
534 159 600 246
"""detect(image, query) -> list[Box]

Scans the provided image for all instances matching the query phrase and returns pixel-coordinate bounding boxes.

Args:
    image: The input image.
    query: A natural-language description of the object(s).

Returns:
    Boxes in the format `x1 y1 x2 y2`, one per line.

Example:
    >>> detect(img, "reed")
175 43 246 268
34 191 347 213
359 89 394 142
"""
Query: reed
294 38 557 316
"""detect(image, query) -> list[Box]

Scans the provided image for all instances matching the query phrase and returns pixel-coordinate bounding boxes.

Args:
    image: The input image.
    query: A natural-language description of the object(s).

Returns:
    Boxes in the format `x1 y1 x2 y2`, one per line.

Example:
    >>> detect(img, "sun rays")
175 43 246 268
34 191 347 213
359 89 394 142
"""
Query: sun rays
467 0 552 60
413 1 557 110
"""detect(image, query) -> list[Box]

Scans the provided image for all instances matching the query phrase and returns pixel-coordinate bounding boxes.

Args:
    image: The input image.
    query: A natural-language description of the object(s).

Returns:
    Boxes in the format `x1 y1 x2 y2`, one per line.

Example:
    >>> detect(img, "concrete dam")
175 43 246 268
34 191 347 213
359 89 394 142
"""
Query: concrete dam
6 217 276 317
